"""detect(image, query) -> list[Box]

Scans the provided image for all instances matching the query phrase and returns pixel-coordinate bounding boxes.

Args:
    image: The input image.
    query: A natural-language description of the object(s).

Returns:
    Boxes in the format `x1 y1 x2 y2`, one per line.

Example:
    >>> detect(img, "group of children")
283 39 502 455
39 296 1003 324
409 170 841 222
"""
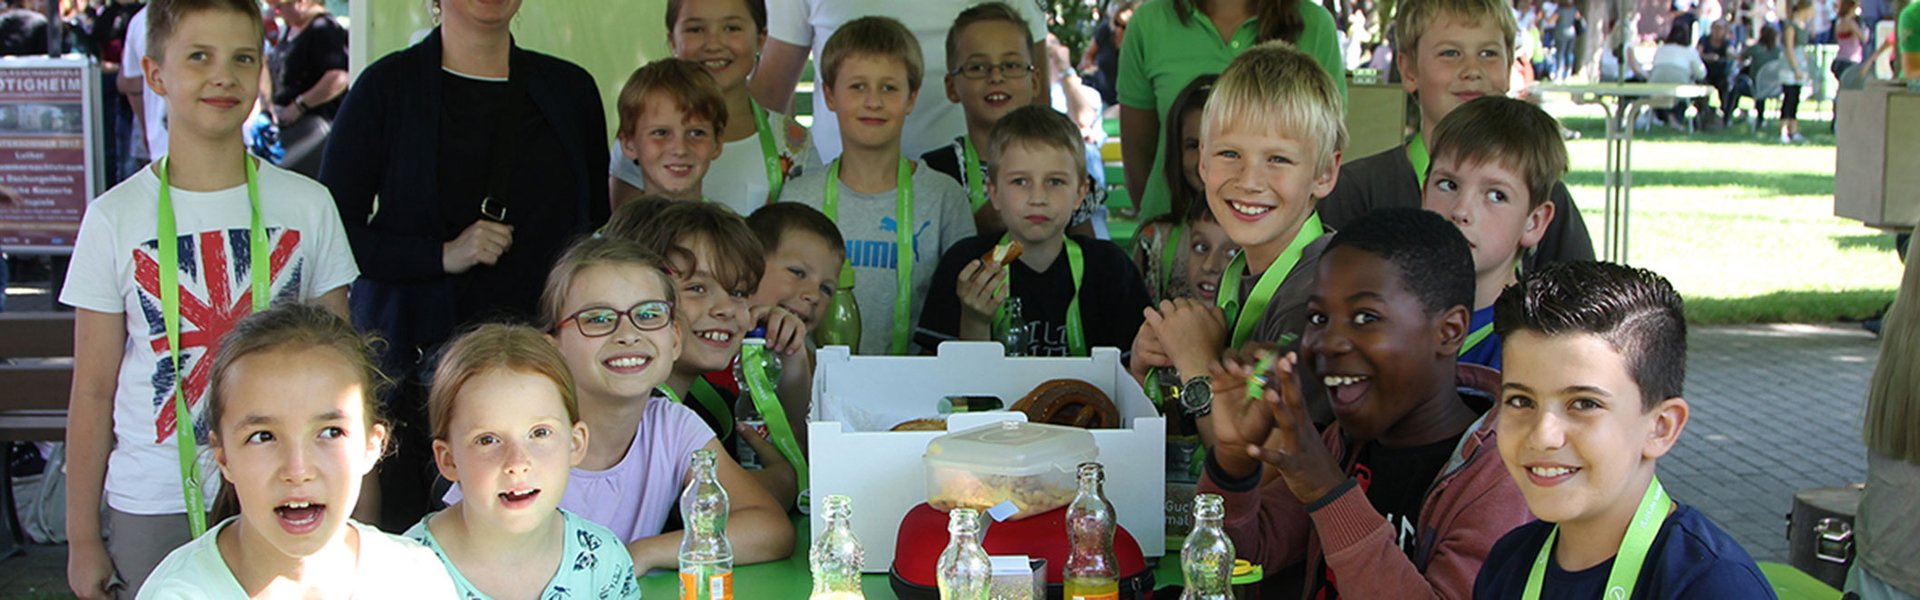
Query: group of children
63 0 1783 597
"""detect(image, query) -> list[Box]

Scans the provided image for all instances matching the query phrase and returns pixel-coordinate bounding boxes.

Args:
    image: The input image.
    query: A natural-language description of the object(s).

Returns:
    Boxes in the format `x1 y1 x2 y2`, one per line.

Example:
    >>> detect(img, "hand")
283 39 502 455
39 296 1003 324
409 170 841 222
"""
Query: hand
1148 298 1228 376
1128 316 1173 384
752 305 809 356
737 422 792 473
1204 346 1279 479
275 102 304 126
441 219 515 274
68 540 116 600
1241 351 1349 505
955 259 1009 325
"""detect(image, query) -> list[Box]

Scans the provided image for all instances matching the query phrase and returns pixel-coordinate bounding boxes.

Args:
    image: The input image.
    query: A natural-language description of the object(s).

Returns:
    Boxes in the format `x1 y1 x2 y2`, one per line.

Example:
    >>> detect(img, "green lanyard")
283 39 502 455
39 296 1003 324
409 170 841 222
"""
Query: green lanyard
752 101 785 204
1216 213 1325 347
1408 132 1430 188
157 156 266 538
1524 477 1671 600
1459 322 1494 357
1159 223 1185 299
823 158 916 355
993 235 1088 356
960 138 988 213
738 343 807 486
689 380 733 440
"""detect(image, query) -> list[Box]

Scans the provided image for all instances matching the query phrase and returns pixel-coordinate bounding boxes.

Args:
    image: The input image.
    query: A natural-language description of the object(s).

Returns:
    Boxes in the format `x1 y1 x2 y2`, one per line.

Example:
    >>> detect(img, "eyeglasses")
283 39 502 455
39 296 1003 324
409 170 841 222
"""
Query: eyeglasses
950 61 1035 80
556 300 674 337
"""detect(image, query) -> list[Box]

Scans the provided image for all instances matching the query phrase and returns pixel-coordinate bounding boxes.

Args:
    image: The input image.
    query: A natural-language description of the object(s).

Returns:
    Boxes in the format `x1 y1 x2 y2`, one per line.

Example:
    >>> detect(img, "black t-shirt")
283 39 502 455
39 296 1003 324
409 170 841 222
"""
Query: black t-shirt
919 234 1151 356
1475 504 1777 599
437 69 582 327
1315 431 1466 599
0 8 48 57
920 136 982 196
271 13 349 119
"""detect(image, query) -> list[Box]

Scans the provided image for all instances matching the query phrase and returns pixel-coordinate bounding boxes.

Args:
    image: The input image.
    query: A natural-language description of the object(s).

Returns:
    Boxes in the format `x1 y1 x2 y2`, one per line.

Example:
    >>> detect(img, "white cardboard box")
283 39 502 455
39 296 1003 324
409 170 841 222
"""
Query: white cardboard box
808 342 1168 572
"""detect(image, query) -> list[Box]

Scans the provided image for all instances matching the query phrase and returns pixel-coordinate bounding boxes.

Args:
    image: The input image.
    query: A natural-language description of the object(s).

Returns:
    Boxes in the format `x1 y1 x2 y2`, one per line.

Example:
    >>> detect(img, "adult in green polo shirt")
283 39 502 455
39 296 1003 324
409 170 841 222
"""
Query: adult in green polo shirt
1903 0 1920 76
1117 0 1348 222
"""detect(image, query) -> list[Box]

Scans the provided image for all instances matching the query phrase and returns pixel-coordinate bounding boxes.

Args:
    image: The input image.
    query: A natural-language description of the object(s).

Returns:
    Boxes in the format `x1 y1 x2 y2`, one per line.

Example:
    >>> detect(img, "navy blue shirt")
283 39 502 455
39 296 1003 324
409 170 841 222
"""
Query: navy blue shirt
1474 504 1777 599
1460 305 1502 371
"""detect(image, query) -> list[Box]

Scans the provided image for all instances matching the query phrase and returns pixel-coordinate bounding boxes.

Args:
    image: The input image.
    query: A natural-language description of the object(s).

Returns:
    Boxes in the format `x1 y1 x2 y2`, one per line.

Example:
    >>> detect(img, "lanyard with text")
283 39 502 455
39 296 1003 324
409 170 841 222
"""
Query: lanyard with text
994 235 1088 356
823 158 915 354
1159 223 1185 299
739 343 807 486
960 138 988 213
752 101 785 204
1216 213 1325 347
1408 132 1430 188
1460 322 1494 357
157 156 267 538
1523 477 1671 600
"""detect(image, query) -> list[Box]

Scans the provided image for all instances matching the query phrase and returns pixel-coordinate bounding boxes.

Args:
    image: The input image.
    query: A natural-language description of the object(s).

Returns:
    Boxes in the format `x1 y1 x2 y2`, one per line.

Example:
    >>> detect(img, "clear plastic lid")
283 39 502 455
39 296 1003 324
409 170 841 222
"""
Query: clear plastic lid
923 421 1099 477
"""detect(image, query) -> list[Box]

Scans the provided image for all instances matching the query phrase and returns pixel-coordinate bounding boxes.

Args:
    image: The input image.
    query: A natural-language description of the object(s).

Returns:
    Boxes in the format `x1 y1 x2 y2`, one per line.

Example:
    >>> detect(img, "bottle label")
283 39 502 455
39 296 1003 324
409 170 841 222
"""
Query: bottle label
679 571 733 600
735 419 767 470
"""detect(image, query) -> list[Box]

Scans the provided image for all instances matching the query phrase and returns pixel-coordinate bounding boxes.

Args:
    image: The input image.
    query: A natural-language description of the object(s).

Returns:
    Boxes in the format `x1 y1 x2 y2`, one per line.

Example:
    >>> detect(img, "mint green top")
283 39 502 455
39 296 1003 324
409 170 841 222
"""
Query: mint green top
1117 0 1349 221
406 509 640 599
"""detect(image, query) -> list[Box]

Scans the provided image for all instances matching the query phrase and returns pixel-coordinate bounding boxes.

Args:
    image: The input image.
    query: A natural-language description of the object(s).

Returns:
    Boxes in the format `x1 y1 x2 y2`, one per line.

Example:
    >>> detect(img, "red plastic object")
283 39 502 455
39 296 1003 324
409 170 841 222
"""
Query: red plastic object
892 502 1148 587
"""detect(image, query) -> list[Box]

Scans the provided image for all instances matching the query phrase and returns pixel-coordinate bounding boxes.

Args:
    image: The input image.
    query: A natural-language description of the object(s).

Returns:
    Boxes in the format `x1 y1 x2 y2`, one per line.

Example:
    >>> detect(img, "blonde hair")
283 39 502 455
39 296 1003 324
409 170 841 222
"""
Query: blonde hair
1391 0 1519 72
1201 40 1348 173
1865 235 1920 464
427 324 579 441
539 236 678 332
820 16 925 93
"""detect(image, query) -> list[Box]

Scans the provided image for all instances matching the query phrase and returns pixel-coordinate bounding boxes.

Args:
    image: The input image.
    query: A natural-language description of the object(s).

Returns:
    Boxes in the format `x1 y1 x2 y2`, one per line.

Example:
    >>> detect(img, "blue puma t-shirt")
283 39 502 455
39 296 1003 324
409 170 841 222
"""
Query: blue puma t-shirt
781 159 977 355
1474 503 1778 599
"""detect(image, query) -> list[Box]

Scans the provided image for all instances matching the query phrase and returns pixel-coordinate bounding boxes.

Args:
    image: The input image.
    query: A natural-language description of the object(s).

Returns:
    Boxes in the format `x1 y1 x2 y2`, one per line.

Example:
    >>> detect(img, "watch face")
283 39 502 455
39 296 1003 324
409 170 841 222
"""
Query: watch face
1181 379 1212 412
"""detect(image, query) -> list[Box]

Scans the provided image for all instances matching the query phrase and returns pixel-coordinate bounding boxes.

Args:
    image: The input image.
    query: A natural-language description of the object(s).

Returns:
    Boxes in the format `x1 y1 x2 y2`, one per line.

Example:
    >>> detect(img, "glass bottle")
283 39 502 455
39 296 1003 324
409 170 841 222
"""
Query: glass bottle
732 329 782 469
815 263 862 351
679 449 733 600
993 297 1030 357
936 508 991 600
810 495 865 599
1065 462 1120 600
1181 494 1234 600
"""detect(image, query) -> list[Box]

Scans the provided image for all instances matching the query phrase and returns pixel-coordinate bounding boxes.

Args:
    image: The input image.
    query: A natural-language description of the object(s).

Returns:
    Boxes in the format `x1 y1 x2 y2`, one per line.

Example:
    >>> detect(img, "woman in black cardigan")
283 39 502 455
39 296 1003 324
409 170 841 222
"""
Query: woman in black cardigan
319 0 609 530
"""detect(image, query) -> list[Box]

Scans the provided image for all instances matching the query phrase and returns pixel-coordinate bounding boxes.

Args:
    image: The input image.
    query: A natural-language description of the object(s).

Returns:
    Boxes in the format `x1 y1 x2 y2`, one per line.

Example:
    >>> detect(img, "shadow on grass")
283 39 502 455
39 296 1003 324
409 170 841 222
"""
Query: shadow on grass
1687 289 1893 325
1834 233 1899 252
1563 170 1833 197
1558 115 1836 146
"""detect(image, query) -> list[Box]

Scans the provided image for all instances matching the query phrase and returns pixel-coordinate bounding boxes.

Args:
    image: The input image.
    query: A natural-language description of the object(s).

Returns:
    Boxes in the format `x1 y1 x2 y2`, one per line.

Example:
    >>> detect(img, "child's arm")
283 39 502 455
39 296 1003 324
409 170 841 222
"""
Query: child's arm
1195 352 1316 570
312 286 349 322
66 309 125 600
625 440 795 572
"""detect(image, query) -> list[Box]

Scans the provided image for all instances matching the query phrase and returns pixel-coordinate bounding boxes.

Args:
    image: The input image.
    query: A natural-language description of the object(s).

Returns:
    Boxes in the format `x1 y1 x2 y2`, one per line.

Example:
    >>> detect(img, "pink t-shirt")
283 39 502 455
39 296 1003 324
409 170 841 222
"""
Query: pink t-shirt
445 396 715 542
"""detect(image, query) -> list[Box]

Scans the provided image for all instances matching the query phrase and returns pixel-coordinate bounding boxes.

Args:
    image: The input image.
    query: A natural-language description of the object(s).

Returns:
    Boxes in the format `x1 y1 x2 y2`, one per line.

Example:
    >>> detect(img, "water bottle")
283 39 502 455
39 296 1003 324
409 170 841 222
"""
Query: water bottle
1180 494 1234 600
1065 462 1120 600
936 508 991 600
809 495 865 599
815 263 863 351
993 297 1030 357
679 449 732 600
732 328 782 469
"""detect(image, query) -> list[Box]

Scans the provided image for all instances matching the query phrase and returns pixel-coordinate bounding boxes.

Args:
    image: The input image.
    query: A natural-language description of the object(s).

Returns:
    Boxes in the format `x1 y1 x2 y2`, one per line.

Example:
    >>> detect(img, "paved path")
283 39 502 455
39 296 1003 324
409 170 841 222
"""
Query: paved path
0 322 1882 595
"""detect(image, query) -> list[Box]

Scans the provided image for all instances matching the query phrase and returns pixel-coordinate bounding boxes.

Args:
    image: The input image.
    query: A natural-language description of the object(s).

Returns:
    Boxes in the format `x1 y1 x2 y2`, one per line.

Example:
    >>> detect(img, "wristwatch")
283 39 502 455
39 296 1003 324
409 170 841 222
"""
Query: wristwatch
294 98 311 112
1180 375 1213 417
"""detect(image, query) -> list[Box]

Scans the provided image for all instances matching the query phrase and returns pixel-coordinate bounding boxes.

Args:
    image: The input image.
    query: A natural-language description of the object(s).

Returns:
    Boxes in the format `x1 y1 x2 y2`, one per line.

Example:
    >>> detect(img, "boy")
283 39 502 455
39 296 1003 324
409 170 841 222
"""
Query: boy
1421 96 1565 371
610 58 728 207
61 0 360 596
1200 208 1532 599
1476 262 1775 598
781 16 976 356
1318 0 1594 271
747 202 848 331
919 106 1151 356
920 2 1039 235
1132 41 1341 441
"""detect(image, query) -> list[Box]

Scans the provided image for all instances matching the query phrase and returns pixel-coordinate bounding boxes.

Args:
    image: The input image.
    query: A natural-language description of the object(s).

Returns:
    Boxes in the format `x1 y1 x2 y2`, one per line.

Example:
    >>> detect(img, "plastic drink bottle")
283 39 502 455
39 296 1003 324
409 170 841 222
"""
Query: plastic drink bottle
815 263 862 351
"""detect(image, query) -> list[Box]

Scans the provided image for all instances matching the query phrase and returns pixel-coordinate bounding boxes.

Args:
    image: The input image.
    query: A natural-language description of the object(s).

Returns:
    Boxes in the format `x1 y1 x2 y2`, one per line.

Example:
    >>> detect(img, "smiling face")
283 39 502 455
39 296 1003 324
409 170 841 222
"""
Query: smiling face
944 19 1037 134
1179 217 1238 302
553 264 682 401
1421 154 1551 287
213 346 385 560
1400 16 1512 133
1198 123 1338 258
1178 107 1205 196
1497 330 1686 528
988 141 1087 247
1305 246 1457 441
670 236 757 374
620 92 722 198
751 230 843 329
432 369 587 534
670 0 763 91
824 53 919 153
144 8 263 141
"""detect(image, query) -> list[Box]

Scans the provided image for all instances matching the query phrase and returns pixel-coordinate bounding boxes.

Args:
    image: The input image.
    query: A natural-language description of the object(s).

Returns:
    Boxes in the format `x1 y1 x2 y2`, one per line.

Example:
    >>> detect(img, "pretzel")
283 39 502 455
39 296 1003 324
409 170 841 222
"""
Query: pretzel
891 418 949 432
980 240 1025 268
1011 379 1119 429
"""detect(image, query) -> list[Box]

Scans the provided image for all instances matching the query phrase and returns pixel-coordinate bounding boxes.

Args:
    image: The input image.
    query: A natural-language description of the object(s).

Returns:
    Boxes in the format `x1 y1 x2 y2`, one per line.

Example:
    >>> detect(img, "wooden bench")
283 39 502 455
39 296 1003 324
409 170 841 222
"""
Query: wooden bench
0 312 75 556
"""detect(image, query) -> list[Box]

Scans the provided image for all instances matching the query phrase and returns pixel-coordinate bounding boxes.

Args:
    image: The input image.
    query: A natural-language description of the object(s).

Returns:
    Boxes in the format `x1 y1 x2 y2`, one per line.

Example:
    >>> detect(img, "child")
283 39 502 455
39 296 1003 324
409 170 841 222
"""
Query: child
139 304 454 597
407 324 638 598
62 0 361 596
1200 208 1532 599
919 2 1040 235
1317 0 1594 271
602 200 810 511
1130 41 1343 444
919 106 1151 356
747 202 848 332
781 16 976 356
1475 262 1775 598
521 235 792 573
1420 96 1565 371
1130 74 1238 304
611 0 810 211
610 58 728 206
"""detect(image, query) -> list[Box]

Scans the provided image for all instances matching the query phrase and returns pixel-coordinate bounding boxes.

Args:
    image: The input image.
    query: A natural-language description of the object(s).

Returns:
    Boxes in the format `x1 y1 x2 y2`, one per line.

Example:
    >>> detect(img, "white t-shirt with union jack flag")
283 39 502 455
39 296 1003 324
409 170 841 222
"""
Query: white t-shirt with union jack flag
61 159 359 515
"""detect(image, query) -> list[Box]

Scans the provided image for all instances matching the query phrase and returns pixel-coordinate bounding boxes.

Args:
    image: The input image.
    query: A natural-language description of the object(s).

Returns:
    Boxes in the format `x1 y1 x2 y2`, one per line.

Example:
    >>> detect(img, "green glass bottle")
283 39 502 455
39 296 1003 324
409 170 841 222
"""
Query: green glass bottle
815 262 863 352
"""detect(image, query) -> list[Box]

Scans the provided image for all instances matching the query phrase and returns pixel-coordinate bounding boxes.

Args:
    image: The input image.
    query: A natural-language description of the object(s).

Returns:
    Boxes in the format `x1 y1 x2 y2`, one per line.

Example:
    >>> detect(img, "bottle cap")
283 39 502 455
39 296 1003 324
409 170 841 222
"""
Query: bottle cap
748 327 768 339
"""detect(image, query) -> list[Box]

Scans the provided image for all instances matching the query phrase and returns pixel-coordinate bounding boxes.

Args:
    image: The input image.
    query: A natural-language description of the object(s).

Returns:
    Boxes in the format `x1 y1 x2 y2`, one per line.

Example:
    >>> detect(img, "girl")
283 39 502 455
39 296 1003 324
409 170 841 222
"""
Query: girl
1779 0 1815 143
407 324 639 599
139 304 454 598
1132 75 1238 305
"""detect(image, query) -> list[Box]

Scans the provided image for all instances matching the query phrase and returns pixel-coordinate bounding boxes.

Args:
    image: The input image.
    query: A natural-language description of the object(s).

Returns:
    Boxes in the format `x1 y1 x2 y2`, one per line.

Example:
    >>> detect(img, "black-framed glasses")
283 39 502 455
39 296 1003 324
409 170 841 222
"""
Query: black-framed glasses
556 300 674 337
950 60 1035 80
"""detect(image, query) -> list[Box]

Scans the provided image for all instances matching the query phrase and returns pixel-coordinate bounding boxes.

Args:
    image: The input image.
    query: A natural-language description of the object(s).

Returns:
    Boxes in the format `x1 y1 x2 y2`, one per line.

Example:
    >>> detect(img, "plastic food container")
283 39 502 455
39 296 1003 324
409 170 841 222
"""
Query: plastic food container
923 421 1099 520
